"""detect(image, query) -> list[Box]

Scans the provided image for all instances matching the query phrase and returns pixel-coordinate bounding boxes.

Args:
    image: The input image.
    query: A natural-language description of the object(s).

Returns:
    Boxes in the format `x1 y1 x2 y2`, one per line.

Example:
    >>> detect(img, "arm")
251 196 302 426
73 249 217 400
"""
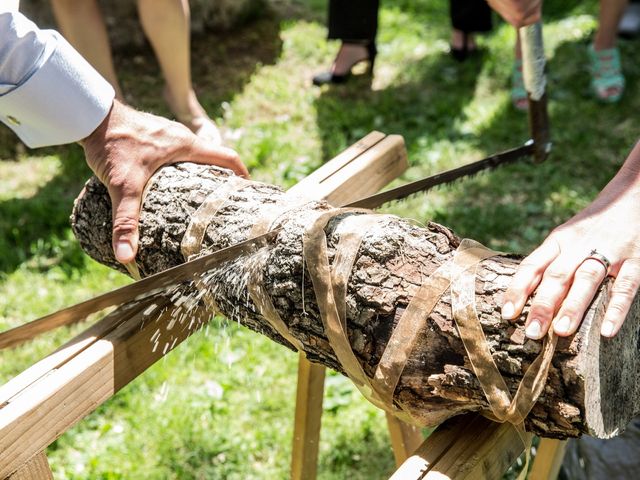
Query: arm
502 142 640 339
486 0 542 27
0 11 248 265
0 11 115 146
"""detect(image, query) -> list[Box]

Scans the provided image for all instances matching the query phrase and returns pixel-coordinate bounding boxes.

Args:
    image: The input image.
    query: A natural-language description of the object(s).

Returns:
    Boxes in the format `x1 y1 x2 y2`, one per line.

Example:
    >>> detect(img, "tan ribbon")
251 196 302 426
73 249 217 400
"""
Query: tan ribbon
156 172 556 464
153 171 552 477
450 239 557 426
451 239 559 478
328 212 410 409
331 214 394 333
303 209 387 406
181 176 252 260
246 196 315 353
451 240 513 417
373 262 451 407
179 176 252 313
302 208 420 427
178 186 557 441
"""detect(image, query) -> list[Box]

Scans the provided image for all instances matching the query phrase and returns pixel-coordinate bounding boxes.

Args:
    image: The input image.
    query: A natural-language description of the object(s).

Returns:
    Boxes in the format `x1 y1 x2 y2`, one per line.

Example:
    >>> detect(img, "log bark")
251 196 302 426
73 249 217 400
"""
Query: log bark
70 163 640 439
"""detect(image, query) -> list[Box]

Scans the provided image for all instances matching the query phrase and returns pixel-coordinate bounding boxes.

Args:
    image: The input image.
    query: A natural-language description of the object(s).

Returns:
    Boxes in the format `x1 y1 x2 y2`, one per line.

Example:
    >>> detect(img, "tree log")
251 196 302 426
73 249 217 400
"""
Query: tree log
70 163 640 439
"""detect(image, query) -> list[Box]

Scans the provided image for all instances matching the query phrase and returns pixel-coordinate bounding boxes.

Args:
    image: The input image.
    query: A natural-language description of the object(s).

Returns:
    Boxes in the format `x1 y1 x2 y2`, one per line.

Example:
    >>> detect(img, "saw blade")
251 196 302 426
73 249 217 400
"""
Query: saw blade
0 229 280 350
343 142 534 209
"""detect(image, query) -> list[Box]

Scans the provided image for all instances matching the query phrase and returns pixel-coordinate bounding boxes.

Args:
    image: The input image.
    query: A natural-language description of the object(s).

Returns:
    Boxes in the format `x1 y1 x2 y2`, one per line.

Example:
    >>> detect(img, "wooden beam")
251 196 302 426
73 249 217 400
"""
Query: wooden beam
288 132 409 479
389 414 527 480
529 439 567 480
290 354 326 480
0 294 210 478
0 302 148 408
386 413 424 467
288 132 408 207
287 131 385 200
6 453 53 480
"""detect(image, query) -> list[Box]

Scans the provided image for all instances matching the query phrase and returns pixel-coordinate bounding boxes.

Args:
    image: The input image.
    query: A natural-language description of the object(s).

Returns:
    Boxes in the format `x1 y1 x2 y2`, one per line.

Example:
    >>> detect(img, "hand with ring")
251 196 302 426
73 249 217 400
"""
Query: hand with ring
501 141 640 339
486 0 542 27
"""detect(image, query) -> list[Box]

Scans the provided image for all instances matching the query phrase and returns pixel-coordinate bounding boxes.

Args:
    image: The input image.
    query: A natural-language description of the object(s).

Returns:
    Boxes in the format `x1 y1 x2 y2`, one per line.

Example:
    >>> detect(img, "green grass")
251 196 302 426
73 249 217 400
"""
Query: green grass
1 0 637 477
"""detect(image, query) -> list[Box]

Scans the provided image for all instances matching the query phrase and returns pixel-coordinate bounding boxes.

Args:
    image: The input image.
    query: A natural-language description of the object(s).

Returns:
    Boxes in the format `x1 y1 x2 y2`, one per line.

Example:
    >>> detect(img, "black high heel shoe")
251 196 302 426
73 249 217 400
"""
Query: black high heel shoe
312 41 377 86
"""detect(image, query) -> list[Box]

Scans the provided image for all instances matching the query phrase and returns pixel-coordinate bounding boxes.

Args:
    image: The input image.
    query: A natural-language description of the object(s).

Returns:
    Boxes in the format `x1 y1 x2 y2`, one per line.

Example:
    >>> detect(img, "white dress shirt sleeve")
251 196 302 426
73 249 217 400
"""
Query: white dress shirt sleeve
0 12 115 148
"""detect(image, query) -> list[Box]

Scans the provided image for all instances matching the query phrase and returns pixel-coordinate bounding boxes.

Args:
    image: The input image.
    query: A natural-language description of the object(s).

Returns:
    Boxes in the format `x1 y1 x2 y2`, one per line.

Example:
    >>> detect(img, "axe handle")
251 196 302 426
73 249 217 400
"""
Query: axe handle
520 22 551 163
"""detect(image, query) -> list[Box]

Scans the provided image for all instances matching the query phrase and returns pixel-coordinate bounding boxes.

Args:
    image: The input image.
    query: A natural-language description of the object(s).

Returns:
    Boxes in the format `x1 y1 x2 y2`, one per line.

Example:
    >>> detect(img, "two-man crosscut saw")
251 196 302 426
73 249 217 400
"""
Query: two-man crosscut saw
0 24 550 351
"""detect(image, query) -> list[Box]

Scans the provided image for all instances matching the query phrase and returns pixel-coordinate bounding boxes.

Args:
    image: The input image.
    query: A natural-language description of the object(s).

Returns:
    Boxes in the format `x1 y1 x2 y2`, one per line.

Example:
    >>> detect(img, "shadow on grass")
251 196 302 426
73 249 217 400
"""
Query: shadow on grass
117 13 285 121
0 146 93 275
318 417 396 480
314 49 487 162
0 12 285 276
311 0 589 161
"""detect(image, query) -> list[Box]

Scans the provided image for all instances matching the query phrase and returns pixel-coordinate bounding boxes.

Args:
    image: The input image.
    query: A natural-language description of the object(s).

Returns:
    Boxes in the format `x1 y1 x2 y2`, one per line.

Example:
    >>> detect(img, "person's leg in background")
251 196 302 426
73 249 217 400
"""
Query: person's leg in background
511 32 528 111
450 0 528 112
137 0 221 143
312 0 379 86
450 0 526 111
589 0 627 102
50 0 124 99
449 0 493 61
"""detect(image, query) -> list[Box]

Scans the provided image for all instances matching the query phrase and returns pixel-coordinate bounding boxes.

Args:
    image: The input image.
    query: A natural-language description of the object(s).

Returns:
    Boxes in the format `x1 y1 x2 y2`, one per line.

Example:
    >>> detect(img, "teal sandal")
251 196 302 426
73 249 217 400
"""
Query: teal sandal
588 45 625 103
511 58 528 111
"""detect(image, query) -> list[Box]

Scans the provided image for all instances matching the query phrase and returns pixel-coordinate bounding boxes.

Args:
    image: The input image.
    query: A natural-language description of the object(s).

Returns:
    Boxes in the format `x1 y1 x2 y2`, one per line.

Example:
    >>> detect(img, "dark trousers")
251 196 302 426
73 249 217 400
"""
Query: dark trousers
450 0 493 33
327 0 492 42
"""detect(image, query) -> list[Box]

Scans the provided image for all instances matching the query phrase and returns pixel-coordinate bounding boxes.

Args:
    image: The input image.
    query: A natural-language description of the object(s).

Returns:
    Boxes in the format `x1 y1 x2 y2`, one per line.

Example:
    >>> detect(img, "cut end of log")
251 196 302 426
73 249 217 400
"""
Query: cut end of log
579 281 640 438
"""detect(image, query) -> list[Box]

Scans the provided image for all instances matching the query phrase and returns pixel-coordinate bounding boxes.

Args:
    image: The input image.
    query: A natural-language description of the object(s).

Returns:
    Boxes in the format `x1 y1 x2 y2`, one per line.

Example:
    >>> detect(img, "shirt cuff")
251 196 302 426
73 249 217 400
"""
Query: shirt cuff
0 31 115 148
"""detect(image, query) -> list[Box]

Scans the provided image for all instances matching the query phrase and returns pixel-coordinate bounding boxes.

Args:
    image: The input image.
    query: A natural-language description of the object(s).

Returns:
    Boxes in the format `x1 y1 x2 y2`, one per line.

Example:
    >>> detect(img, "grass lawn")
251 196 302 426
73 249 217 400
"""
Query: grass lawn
1 0 638 478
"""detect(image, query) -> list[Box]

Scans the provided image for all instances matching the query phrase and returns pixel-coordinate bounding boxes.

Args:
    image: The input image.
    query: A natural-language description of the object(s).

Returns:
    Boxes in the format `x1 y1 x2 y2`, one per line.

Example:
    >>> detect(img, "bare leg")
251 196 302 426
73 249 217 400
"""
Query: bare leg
450 30 476 51
512 30 527 111
590 0 627 102
137 0 220 143
51 0 124 99
594 0 628 50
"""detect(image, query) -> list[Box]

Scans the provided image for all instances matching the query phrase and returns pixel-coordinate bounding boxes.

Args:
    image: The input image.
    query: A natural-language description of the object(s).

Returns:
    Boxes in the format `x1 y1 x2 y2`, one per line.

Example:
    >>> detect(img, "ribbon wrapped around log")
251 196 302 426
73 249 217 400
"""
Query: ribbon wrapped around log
303 210 555 431
177 185 556 434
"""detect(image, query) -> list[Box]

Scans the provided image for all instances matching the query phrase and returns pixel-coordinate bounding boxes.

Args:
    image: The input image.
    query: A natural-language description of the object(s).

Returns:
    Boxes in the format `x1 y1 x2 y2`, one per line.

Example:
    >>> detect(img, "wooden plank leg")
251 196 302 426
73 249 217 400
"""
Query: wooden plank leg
386 413 424 467
389 414 528 480
7 452 53 480
290 354 326 480
288 131 409 479
529 438 567 480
